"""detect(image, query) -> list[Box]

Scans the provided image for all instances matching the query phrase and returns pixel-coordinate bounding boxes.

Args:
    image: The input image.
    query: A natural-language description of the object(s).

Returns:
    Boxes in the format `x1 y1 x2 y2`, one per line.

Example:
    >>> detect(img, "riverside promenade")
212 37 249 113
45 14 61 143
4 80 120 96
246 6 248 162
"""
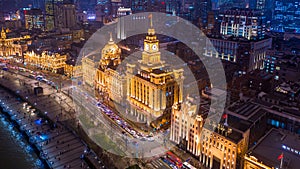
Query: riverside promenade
0 71 106 169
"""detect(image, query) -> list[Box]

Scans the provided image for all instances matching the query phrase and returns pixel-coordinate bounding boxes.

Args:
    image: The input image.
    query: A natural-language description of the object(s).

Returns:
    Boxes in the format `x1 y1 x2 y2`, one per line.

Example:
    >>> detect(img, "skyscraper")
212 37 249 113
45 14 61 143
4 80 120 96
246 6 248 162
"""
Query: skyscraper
271 0 300 33
45 0 63 31
24 8 44 30
54 2 76 29
116 7 132 40
219 8 266 40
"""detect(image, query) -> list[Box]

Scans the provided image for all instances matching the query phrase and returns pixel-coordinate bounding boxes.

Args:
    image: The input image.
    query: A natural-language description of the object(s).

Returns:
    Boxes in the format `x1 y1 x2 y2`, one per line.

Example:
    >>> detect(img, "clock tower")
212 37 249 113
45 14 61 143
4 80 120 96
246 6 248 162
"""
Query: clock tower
141 16 161 66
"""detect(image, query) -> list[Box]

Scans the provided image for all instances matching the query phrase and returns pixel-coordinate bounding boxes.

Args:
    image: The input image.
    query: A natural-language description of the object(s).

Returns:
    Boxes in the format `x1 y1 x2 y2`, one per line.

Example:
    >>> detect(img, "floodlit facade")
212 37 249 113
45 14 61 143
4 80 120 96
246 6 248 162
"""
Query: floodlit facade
65 64 82 78
95 33 127 105
171 90 251 169
126 25 183 122
205 36 272 72
170 96 203 156
94 23 183 124
24 51 67 73
0 28 28 57
82 56 97 88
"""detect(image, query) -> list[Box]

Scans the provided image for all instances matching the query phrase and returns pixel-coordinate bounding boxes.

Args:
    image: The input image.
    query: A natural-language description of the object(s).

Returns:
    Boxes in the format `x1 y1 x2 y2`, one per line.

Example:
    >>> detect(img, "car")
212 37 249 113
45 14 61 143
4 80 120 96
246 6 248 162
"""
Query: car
116 120 121 125
28 74 35 79
147 136 154 142
36 76 43 81
41 79 48 83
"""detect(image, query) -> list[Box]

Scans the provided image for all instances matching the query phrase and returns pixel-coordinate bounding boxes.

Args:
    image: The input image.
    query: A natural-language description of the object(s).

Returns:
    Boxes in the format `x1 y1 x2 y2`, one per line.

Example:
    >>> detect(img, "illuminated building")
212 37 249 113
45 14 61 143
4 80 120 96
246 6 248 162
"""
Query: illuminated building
171 103 251 169
272 0 300 33
45 0 64 31
219 8 266 40
95 33 127 105
111 0 123 17
170 96 203 156
0 28 29 57
95 0 110 22
170 88 275 169
205 36 272 72
64 63 82 78
244 128 300 169
165 0 179 14
116 7 132 40
24 8 44 30
264 50 278 74
82 56 97 88
54 2 76 29
116 12 148 40
249 0 266 10
218 0 248 10
24 51 67 74
94 19 184 124
126 22 184 122
127 0 151 12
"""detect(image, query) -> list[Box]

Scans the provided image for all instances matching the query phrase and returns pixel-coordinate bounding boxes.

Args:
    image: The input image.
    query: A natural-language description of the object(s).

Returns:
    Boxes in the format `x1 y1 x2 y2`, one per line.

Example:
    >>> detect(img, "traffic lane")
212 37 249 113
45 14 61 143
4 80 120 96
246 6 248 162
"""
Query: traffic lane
150 158 171 169
73 89 142 141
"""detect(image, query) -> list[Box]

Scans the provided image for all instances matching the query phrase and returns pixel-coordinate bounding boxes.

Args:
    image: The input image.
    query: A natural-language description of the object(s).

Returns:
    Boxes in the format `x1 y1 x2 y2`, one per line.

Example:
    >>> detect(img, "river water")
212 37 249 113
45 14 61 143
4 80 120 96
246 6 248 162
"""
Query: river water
0 112 41 169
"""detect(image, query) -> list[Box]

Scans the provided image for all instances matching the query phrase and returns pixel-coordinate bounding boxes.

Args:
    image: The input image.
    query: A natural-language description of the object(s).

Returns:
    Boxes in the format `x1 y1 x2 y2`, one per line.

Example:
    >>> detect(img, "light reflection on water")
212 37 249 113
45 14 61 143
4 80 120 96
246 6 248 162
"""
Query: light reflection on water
0 113 42 169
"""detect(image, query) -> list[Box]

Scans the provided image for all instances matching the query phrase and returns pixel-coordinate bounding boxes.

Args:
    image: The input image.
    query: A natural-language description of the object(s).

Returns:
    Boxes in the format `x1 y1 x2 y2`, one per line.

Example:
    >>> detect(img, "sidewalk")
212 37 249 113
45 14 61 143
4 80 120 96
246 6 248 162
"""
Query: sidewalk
0 71 105 169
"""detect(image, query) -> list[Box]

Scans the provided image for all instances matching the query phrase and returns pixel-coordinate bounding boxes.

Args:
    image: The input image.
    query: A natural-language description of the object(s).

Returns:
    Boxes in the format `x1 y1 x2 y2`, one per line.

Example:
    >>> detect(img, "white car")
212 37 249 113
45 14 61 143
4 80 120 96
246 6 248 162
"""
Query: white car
147 136 154 142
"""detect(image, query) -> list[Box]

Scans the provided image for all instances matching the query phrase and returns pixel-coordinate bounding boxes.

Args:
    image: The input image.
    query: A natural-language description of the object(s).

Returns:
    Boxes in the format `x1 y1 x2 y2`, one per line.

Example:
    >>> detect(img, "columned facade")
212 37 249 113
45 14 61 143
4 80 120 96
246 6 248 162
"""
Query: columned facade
126 25 183 124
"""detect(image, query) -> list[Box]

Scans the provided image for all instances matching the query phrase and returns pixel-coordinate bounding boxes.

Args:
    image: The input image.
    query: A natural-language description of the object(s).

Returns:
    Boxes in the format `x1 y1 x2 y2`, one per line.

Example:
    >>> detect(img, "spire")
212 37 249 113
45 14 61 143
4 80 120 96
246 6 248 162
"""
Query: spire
1 27 6 39
147 14 155 35
108 32 115 44
148 13 153 28
109 32 113 42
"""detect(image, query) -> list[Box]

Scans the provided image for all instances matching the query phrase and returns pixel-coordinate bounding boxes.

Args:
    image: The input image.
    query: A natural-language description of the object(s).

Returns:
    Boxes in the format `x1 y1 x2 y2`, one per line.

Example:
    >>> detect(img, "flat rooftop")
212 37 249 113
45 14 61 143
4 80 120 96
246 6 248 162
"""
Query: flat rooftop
227 114 252 132
227 101 263 122
210 123 244 144
249 128 300 169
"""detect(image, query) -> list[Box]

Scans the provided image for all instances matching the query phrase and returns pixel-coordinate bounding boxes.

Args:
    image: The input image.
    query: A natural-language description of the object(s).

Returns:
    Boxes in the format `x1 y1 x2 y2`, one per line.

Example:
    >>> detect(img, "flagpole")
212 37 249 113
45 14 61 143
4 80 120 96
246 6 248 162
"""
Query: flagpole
280 153 283 169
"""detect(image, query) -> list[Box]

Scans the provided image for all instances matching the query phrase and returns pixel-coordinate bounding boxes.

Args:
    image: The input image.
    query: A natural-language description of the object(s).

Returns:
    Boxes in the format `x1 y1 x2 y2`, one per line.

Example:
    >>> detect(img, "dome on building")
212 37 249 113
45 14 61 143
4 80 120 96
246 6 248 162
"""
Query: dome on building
101 33 121 60
99 33 121 68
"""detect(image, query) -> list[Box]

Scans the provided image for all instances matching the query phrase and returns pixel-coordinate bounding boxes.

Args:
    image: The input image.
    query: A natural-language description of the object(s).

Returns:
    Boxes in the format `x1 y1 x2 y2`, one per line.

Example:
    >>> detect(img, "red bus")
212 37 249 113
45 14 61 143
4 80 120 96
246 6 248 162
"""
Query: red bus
166 151 183 168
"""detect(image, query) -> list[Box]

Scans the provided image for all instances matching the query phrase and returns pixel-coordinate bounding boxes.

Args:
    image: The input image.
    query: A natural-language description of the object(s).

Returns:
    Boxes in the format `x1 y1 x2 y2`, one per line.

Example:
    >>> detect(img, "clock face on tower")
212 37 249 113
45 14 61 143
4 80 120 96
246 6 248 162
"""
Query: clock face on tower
145 44 149 51
152 44 157 51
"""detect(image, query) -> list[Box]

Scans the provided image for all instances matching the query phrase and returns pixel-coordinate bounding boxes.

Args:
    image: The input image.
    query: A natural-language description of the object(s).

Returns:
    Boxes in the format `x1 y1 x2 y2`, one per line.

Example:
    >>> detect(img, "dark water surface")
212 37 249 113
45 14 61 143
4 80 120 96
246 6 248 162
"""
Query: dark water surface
0 113 40 169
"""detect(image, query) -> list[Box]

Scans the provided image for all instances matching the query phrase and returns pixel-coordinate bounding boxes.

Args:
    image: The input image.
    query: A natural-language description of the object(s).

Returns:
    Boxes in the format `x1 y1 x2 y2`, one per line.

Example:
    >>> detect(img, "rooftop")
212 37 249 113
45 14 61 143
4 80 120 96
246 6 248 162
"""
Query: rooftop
248 128 300 169
226 101 263 121
210 123 244 144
